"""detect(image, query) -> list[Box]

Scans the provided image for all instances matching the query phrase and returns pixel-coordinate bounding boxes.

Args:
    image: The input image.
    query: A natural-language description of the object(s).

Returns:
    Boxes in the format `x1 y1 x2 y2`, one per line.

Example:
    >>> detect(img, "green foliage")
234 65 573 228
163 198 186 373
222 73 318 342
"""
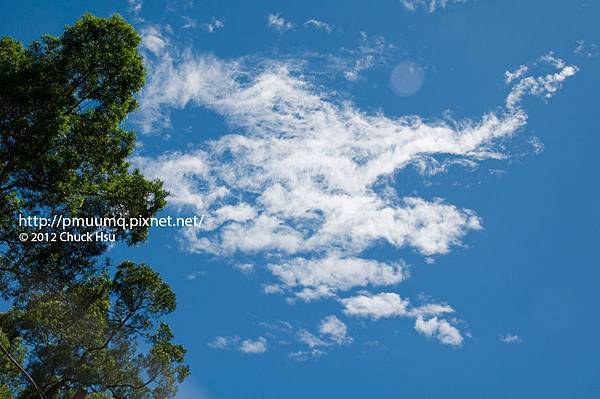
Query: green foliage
0 13 167 301
2 263 188 398
0 14 187 398
0 327 24 397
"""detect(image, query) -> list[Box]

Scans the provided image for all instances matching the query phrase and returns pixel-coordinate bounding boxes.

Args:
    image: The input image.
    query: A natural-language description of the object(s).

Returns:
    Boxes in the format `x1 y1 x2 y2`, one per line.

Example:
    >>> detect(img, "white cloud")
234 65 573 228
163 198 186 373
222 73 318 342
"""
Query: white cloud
289 348 326 361
205 18 225 33
181 16 197 30
414 316 463 345
233 263 255 274
319 315 353 345
297 329 328 348
500 333 522 344
340 292 453 320
505 54 578 111
505 65 529 84
185 271 205 280
341 292 461 345
574 39 599 59
529 136 545 155
239 337 268 354
258 320 293 333
128 0 143 15
268 255 409 301
400 0 466 13
341 292 411 319
273 32 394 82
263 284 285 295
140 25 168 56
207 335 239 349
133 39 576 345
304 19 332 33
209 335 268 354
267 13 293 32
337 32 395 81
295 315 353 354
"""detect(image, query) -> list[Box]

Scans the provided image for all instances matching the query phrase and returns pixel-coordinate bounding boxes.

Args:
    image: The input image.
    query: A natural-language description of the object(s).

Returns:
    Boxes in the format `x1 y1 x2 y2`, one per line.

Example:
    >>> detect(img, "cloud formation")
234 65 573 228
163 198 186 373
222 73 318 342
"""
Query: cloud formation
304 19 332 33
204 18 224 33
140 25 168 56
319 315 353 345
134 28 576 345
208 335 268 354
340 292 461 345
400 0 466 13
499 333 522 344
292 315 352 359
239 337 268 354
336 32 395 81
267 13 293 32
268 255 409 301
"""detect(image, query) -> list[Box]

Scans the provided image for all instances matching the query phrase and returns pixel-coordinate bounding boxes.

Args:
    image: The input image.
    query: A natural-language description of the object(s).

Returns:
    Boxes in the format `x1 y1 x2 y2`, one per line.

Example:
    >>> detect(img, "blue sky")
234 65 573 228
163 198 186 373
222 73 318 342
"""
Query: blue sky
3 0 600 398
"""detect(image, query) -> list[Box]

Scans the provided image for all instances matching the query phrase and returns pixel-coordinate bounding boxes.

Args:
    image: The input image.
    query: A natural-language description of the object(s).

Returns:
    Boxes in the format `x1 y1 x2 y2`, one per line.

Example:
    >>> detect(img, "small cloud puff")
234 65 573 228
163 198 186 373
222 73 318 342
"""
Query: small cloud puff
291 315 353 360
304 19 332 33
208 335 268 354
239 337 268 354
267 13 293 32
401 0 467 13
205 18 225 33
500 333 522 344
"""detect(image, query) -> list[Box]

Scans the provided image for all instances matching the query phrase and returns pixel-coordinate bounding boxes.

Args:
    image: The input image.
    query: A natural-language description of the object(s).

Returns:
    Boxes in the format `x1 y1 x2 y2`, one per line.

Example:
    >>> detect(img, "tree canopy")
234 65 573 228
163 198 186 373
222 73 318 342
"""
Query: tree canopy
0 14 188 398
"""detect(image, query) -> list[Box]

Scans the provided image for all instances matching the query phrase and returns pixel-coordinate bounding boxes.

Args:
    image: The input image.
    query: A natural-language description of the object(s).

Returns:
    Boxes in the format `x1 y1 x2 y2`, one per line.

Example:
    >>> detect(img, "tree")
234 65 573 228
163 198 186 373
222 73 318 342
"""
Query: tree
0 14 188 398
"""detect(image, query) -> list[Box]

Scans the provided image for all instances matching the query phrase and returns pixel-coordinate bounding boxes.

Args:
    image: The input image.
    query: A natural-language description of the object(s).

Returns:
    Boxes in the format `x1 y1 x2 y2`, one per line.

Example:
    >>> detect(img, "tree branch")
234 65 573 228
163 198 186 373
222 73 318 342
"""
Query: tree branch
0 339 47 399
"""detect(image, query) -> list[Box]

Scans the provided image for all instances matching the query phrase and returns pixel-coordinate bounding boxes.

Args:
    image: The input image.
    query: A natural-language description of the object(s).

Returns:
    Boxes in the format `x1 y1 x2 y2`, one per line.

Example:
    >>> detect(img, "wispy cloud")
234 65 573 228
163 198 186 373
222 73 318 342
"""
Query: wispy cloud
208 335 268 354
267 13 293 32
205 17 225 33
127 0 143 18
335 32 396 81
297 329 328 348
233 263 255 274
207 335 238 350
140 25 168 56
574 39 599 59
400 0 467 13
304 19 332 33
529 136 545 155
499 333 522 344
133 33 577 345
289 348 326 361
185 271 206 280
292 315 352 359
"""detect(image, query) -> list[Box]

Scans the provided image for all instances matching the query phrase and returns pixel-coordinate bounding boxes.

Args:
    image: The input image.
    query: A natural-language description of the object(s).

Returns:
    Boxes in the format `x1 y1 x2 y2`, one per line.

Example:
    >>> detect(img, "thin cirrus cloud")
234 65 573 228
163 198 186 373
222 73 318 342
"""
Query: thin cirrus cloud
338 32 395 81
400 0 467 13
132 26 577 346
